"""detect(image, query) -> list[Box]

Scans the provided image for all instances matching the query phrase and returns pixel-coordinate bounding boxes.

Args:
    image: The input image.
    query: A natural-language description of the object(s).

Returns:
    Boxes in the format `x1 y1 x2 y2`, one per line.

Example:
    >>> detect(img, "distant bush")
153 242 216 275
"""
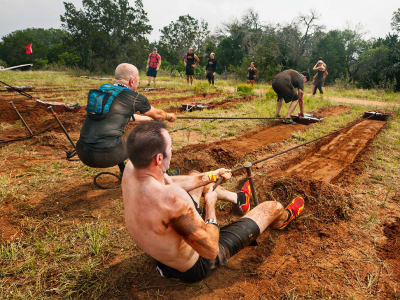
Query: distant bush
265 88 277 100
237 83 254 95
33 58 49 70
0 59 7 68
193 81 210 93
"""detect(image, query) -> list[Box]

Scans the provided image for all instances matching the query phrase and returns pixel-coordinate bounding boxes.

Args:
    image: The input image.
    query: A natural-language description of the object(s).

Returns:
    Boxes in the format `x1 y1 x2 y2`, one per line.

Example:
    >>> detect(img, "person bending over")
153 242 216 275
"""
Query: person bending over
146 47 161 86
76 63 176 175
205 53 217 85
272 69 309 125
183 47 200 85
247 62 259 87
122 121 305 282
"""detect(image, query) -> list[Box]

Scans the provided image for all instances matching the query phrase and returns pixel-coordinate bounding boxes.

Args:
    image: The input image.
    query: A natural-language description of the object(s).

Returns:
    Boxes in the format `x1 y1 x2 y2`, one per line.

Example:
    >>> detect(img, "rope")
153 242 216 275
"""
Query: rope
0 125 54 145
177 116 282 120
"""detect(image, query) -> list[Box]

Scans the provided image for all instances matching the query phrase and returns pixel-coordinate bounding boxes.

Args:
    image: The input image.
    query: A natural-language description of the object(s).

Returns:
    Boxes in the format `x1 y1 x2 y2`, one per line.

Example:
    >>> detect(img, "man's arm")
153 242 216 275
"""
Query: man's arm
255 68 259 76
298 89 305 116
146 55 150 69
183 54 187 66
143 107 176 122
157 55 161 70
167 168 231 192
170 191 219 259
194 55 200 66
213 60 217 74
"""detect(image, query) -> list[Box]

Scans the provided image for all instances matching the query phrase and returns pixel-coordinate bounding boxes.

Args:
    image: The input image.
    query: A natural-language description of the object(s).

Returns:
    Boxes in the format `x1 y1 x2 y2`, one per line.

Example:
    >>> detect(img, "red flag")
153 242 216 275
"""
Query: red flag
25 44 32 54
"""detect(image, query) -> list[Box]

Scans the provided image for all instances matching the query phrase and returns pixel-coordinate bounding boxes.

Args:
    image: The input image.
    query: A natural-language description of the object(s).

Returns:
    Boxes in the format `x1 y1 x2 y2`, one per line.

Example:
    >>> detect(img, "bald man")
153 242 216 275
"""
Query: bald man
76 63 177 175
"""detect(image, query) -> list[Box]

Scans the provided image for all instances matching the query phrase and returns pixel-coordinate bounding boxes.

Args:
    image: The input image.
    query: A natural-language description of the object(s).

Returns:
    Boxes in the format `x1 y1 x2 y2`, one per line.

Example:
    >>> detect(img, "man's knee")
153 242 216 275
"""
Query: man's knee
257 200 284 215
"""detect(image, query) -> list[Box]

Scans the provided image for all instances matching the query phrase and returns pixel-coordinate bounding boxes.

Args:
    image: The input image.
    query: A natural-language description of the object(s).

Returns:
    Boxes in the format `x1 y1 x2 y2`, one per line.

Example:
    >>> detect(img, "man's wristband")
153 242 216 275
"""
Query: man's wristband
207 171 217 182
205 218 220 230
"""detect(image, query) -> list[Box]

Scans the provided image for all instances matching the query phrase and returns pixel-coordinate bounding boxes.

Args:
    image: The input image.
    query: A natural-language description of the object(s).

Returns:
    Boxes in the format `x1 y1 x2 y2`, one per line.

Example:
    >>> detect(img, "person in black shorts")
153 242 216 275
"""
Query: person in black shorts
183 47 200 85
272 69 309 124
146 47 162 86
247 62 259 87
76 63 176 175
312 60 328 96
204 52 217 85
123 121 305 282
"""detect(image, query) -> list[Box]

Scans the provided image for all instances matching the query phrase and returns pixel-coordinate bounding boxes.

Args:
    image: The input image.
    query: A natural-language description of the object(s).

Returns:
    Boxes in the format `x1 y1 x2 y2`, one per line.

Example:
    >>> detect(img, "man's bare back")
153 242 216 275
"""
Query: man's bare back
123 160 206 272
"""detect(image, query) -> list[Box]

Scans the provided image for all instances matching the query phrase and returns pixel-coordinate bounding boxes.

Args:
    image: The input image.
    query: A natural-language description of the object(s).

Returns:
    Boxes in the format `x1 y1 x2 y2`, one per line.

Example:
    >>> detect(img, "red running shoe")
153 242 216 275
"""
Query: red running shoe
238 181 251 214
278 197 305 229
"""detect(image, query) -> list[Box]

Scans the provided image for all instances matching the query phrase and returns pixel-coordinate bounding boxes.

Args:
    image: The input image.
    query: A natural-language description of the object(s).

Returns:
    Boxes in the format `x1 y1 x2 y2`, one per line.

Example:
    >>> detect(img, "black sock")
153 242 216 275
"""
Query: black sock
118 162 125 175
284 209 291 222
237 192 246 205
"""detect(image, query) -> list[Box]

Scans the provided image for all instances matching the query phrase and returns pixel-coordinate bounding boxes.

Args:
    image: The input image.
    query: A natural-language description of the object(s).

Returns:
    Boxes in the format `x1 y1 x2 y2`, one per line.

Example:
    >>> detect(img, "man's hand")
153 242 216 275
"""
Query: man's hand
213 72 215 76
167 113 177 122
184 62 186 67
192 64 196 68
146 65 149 69
213 168 232 182
204 71 207 75
156 67 159 71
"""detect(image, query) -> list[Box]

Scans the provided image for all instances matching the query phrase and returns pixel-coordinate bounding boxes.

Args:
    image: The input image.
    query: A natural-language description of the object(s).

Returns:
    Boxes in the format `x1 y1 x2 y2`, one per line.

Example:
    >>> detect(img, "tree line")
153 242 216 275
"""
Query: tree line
0 0 399 91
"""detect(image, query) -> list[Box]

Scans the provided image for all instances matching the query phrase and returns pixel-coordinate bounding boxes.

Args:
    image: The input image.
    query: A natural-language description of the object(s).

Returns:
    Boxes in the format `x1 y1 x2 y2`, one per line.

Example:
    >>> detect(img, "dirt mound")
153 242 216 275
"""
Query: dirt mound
256 175 353 222
379 218 400 279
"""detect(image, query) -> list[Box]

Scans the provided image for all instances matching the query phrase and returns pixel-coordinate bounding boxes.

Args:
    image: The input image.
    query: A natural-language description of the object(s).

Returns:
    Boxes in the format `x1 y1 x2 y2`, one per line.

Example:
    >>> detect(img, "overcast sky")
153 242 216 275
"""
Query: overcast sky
0 0 398 42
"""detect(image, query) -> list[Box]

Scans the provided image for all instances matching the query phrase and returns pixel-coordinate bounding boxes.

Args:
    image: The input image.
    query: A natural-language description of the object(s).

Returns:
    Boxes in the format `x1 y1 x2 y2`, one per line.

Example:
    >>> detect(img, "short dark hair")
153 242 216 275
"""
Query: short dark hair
301 71 310 81
318 57 323 61
126 121 167 169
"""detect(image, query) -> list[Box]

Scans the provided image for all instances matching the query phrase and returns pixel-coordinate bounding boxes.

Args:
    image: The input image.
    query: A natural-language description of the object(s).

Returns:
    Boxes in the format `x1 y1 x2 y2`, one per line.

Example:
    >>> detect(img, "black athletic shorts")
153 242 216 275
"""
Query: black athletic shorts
206 70 214 79
186 65 194 76
155 217 260 282
248 76 255 81
272 78 299 103
146 66 157 78
76 139 127 168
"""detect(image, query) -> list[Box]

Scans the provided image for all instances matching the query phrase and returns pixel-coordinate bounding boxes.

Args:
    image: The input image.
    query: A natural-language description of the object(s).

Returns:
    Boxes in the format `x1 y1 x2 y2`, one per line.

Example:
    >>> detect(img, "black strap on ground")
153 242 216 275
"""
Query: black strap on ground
0 125 54 145
0 80 35 99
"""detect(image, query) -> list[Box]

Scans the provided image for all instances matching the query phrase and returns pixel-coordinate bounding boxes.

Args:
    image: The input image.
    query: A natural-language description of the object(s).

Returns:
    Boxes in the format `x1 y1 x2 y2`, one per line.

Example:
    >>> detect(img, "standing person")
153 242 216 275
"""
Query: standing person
272 69 309 125
146 47 162 86
247 62 259 87
204 52 217 85
76 63 176 176
122 121 305 282
312 60 328 96
183 47 200 85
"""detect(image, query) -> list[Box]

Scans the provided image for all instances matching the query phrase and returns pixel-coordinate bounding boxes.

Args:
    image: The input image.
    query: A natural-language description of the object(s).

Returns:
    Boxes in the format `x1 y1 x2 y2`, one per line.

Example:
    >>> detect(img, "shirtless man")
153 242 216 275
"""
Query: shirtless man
272 69 309 125
122 121 305 282
183 47 200 85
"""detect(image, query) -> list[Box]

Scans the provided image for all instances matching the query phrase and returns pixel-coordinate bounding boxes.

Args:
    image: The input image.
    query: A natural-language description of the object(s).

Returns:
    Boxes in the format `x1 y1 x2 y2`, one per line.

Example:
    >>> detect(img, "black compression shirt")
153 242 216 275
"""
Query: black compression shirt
206 59 217 72
79 88 151 150
186 53 195 65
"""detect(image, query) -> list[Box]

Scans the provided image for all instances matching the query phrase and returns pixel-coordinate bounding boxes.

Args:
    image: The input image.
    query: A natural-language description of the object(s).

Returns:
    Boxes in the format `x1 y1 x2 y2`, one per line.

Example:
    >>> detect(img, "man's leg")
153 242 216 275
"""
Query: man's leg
186 76 190 84
190 75 193 85
153 76 156 86
147 76 151 86
243 201 289 232
312 85 316 95
276 98 284 116
285 100 299 119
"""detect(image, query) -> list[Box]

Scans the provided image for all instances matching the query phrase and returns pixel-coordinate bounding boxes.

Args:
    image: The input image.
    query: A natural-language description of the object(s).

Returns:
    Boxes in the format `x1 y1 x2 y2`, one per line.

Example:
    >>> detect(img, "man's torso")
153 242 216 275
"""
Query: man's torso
274 69 304 90
79 89 151 149
122 162 200 272
186 53 195 66
149 53 160 68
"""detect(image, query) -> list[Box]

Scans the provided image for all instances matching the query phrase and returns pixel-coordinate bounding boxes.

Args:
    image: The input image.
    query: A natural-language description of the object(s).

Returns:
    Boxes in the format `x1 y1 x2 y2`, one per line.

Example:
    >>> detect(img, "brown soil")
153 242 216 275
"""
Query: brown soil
171 105 350 173
379 218 400 280
165 95 255 113
273 119 386 183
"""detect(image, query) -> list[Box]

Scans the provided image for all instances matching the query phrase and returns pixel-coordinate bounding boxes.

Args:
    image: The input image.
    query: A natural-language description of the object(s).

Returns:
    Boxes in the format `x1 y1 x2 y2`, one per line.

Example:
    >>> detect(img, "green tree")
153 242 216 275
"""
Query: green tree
61 0 152 72
0 28 65 67
391 8 400 32
158 15 210 66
